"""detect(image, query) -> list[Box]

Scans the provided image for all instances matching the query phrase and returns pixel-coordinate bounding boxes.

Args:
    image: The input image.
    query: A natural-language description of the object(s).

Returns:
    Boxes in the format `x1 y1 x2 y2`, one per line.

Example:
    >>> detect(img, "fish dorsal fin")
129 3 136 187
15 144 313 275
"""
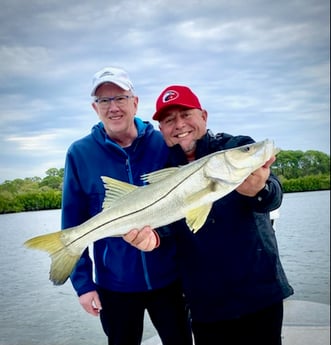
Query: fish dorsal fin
185 203 213 233
101 176 138 210
141 167 179 184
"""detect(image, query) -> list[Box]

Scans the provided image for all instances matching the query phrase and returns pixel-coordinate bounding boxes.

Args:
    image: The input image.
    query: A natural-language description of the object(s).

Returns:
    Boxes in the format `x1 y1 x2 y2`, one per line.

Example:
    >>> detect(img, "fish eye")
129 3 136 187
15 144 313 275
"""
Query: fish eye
241 146 251 152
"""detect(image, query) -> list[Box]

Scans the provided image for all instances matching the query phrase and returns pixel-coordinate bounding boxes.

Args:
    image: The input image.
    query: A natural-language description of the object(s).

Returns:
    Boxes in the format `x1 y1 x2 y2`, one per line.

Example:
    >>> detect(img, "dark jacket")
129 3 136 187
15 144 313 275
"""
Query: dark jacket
61 118 179 296
161 130 294 322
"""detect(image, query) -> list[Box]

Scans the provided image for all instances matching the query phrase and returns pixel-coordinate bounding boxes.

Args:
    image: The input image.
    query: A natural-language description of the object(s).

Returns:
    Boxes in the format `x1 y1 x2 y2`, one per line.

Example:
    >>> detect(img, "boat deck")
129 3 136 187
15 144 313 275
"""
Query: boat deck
142 300 330 345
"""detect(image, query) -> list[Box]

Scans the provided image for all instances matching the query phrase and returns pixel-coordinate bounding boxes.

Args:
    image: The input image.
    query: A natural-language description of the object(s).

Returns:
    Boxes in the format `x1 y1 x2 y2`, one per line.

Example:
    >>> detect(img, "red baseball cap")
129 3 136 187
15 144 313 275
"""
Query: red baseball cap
152 85 202 121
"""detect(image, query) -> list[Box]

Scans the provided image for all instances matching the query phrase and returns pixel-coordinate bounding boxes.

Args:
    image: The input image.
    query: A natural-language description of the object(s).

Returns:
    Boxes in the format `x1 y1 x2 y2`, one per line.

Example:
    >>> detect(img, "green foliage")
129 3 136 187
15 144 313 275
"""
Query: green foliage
0 191 24 213
0 169 63 214
280 174 330 193
271 149 330 192
0 150 329 214
272 150 330 179
16 190 62 212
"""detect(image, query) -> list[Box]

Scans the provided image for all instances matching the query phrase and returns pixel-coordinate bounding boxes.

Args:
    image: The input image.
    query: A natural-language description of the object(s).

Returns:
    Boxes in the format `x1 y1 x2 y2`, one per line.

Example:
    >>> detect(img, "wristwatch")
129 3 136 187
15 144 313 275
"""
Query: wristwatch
256 183 270 202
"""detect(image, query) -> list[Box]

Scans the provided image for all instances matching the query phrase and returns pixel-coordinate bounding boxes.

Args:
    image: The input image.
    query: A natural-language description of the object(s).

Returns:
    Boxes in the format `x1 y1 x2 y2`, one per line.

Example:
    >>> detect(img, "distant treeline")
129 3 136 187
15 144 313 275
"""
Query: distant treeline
271 149 330 192
0 168 64 214
0 150 329 214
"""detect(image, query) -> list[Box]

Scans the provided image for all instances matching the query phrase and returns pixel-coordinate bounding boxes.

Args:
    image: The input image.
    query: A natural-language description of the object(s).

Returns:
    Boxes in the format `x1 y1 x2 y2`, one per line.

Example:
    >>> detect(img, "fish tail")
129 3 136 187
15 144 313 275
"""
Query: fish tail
24 231 81 286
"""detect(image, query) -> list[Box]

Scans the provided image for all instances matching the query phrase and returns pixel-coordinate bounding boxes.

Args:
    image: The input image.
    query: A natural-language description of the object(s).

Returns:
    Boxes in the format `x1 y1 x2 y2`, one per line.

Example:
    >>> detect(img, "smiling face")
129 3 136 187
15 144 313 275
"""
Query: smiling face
92 83 138 146
158 106 208 161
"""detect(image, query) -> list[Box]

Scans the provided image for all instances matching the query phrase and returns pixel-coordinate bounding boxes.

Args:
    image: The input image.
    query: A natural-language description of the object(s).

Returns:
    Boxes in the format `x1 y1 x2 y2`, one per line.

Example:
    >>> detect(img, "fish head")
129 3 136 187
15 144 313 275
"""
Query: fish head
204 139 279 184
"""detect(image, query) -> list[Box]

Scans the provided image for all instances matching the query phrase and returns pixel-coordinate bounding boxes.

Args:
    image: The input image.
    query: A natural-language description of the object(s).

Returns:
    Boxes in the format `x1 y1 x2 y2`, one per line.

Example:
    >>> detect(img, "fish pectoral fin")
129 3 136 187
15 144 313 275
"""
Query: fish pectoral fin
141 167 179 184
101 176 138 209
185 203 213 233
184 182 217 204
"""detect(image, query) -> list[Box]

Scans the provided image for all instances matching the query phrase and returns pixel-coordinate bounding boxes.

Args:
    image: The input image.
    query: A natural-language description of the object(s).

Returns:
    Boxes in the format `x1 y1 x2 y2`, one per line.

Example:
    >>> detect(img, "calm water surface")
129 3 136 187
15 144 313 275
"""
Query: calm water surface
0 190 329 345
276 191 330 305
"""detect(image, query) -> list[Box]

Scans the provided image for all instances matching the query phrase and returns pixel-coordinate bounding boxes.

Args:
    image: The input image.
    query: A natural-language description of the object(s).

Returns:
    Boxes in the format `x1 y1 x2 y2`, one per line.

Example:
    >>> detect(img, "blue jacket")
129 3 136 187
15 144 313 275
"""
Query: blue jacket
160 130 294 322
61 118 178 296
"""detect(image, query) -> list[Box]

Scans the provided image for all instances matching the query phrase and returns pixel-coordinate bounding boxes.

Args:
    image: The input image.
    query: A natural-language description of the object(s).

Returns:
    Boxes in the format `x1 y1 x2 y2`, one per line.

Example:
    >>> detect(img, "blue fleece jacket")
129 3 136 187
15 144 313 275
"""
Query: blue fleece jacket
61 118 178 296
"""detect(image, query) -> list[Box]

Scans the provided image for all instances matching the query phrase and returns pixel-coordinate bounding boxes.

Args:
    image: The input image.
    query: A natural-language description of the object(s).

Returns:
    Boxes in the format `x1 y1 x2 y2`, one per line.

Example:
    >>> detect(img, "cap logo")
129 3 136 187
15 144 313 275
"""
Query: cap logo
100 71 115 78
162 90 179 103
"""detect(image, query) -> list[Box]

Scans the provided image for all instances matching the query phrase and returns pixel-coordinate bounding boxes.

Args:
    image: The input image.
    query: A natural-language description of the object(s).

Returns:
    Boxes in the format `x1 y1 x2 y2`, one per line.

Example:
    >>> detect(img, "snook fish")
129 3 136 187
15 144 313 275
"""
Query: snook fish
24 139 279 285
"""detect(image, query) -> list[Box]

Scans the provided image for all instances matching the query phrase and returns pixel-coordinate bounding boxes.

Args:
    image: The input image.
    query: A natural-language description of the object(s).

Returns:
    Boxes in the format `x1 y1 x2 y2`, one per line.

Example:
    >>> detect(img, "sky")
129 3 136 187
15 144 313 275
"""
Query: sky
0 0 329 183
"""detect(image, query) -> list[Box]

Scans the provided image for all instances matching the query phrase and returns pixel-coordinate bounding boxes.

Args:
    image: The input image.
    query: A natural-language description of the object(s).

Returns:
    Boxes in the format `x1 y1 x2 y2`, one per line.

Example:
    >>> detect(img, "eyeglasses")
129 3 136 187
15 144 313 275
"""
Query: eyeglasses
94 95 134 109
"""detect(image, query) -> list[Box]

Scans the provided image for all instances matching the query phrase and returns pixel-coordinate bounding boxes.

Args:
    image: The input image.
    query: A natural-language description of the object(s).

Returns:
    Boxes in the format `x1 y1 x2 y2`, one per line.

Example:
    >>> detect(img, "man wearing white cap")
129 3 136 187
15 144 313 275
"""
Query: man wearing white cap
61 69 192 345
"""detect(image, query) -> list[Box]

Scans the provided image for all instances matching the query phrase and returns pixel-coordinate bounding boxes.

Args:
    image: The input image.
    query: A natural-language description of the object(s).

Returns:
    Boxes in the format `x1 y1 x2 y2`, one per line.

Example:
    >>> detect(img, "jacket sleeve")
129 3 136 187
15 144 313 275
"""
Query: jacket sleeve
61 149 96 295
69 248 96 296
242 172 283 213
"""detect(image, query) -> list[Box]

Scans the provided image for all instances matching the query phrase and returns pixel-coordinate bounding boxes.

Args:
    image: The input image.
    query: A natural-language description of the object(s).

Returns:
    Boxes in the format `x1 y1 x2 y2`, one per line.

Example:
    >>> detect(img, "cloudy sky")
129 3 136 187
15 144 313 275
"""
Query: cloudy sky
0 0 329 183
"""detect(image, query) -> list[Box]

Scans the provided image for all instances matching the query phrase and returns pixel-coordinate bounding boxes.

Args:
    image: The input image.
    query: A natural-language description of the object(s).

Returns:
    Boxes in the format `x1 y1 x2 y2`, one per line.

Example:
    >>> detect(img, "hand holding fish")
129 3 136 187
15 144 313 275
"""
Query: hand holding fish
123 227 159 251
236 156 276 197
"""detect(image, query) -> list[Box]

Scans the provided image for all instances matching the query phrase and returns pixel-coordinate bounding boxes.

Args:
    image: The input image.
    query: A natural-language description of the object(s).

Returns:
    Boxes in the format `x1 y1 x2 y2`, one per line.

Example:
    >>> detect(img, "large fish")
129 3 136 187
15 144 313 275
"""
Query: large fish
24 139 279 285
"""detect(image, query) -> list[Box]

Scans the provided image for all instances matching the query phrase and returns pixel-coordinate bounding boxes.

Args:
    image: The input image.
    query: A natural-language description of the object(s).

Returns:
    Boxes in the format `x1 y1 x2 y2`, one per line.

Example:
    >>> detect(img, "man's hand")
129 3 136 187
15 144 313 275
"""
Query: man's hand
236 156 276 197
123 226 159 251
79 290 102 316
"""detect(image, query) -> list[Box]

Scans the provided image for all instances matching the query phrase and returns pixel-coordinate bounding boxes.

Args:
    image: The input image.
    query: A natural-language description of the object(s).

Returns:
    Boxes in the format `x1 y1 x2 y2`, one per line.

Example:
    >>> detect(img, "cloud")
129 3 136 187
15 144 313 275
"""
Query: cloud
0 0 329 182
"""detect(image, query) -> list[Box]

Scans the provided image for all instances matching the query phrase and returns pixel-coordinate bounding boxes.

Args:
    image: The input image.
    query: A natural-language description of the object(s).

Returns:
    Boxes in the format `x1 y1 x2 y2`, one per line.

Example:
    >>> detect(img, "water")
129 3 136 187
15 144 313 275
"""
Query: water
276 191 330 305
0 191 329 344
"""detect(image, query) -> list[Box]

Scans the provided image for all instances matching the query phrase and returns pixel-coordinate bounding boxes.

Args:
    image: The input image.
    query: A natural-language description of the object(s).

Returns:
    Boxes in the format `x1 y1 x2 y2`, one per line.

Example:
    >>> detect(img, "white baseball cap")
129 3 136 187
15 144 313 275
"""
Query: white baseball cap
91 66 134 96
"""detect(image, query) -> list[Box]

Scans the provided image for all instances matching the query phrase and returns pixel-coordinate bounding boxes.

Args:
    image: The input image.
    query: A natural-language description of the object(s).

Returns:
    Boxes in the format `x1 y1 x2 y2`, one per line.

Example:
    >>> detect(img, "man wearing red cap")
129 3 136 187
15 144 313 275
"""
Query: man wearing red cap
124 85 293 345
